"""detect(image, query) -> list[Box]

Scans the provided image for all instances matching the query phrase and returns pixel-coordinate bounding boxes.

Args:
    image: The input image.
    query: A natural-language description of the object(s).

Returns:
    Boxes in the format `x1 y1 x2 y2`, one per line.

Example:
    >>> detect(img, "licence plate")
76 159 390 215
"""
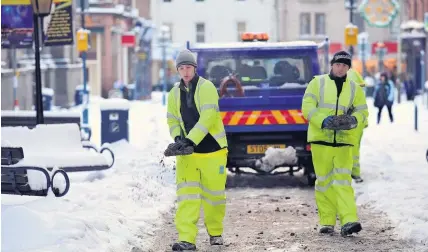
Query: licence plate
247 144 286 154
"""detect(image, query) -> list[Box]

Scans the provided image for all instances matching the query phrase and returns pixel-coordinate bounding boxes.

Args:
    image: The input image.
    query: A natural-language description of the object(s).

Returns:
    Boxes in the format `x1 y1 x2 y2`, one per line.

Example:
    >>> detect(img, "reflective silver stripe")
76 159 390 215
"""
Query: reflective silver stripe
346 81 357 114
174 86 180 107
177 182 225 196
167 112 181 121
353 156 359 160
315 180 352 192
177 194 200 202
317 76 357 114
195 123 209 134
319 76 325 105
201 195 226 206
196 78 207 112
316 168 352 182
213 131 226 140
303 93 318 103
307 108 318 120
353 104 368 112
170 124 180 134
353 163 360 168
200 104 219 112
176 194 226 206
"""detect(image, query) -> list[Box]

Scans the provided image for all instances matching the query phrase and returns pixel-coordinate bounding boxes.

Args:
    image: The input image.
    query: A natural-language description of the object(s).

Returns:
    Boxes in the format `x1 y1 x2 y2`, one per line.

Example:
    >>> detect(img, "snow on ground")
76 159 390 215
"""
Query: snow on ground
1 92 177 252
355 96 428 246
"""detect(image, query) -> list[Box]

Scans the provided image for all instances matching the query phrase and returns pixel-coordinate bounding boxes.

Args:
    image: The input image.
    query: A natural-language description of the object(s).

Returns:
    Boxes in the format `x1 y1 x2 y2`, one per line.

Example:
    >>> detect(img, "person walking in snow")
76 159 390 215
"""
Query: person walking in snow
164 49 228 251
302 51 368 236
347 68 367 183
373 72 395 124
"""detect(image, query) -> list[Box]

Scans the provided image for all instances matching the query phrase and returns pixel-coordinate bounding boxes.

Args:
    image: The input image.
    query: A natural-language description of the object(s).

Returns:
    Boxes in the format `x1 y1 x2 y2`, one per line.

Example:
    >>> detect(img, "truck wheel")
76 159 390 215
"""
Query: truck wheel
307 172 316 187
304 161 316 187
426 149 428 163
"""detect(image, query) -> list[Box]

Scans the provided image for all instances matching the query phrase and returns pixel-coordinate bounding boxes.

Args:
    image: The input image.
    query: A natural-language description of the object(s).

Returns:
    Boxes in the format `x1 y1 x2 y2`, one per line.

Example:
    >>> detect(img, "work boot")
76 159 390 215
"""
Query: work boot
352 175 364 183
209 235 224 245
171 241 196 251
319 225 334 234
341 222 362 237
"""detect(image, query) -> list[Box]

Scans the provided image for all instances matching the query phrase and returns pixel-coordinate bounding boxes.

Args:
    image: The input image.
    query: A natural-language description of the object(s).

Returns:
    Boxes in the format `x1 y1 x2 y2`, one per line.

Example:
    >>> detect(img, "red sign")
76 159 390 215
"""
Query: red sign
121 33 136 47
371 41 397 54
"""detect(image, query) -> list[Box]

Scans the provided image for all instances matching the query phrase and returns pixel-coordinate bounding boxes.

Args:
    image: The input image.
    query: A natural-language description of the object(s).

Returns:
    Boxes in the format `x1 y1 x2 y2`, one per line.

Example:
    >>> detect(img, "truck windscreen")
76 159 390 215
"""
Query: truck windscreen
201 54 313 88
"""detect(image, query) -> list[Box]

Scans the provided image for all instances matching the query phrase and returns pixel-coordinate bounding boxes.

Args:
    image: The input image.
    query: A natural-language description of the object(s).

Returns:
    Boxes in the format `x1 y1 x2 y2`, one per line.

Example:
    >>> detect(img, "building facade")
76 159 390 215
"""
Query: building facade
279 0 399 54
150 0 279 44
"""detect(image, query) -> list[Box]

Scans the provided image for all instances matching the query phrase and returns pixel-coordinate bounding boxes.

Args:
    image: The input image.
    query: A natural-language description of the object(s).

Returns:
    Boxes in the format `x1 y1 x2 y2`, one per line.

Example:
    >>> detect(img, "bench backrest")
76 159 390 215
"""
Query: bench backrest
1 123 83 154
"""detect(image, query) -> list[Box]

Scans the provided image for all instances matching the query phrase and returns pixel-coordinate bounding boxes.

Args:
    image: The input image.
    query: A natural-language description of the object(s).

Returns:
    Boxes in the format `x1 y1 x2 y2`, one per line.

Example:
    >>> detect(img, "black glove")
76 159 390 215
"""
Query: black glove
164 138 195 157
174 136 182 143
323 115 358 130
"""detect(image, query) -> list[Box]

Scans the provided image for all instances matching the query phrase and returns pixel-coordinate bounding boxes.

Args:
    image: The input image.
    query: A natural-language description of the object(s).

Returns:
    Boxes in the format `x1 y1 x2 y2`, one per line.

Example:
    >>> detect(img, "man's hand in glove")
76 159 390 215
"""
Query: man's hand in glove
334 114 358 130
322 116 336 129
164 138 195 157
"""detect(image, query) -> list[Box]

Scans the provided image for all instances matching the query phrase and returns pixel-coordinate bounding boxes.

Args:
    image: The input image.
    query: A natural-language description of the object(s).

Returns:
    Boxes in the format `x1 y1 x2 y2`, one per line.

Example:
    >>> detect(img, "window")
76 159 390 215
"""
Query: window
196 23 205 43
299 13 311 36
202 54 313 88
236 21 246 41
315 13 326 35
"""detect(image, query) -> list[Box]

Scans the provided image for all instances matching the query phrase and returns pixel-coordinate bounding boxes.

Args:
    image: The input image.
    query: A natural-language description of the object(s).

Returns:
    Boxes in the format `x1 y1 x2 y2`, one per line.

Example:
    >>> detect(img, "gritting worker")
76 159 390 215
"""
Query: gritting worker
165 49 229 251
302 51 369 236
347 68 367 183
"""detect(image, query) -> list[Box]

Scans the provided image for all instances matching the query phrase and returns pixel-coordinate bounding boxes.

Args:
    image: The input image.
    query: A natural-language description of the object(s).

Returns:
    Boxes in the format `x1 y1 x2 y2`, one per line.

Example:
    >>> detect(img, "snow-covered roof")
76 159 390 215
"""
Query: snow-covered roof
189 41 318 51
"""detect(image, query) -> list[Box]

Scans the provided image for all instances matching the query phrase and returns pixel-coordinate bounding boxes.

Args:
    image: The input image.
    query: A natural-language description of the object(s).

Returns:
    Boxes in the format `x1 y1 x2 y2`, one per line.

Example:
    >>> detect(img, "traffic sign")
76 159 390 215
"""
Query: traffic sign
345 24 358 47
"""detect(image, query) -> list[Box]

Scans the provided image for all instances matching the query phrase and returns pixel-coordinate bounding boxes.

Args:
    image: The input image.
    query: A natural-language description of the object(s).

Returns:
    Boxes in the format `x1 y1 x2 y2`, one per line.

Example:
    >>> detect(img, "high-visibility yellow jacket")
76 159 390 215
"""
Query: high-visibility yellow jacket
166 77 228 148
348 69 369 128
301 74 369 146
347 69 365 87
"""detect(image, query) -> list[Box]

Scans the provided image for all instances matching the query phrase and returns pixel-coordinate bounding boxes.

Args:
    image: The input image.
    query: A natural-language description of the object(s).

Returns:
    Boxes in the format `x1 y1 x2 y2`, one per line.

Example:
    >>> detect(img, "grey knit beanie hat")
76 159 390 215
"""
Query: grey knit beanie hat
175 50 197 69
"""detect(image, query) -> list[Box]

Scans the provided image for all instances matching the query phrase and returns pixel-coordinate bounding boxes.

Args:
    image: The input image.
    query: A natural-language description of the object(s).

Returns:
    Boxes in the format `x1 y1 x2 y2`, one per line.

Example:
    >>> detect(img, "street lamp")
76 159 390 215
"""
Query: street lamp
159 25 171 106
375 42 387 73
31 0 53 124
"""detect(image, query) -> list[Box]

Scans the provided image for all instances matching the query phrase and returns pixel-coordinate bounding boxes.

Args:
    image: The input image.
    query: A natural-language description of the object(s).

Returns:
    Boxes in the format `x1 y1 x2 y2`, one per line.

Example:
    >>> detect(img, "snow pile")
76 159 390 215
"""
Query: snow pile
2 93 177 252
256 146 297 172
355 98 428 246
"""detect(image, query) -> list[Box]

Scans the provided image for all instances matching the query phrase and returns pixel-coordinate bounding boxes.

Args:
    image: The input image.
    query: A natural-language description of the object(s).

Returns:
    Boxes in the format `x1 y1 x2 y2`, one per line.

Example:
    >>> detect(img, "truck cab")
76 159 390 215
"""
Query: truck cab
187 34 320 185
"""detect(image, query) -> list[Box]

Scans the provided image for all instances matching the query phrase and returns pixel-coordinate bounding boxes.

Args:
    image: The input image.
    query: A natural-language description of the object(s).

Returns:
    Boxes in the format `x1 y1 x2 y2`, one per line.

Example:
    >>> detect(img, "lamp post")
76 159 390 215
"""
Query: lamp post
375 42 387 73
31 0 53 124
159 25 170 106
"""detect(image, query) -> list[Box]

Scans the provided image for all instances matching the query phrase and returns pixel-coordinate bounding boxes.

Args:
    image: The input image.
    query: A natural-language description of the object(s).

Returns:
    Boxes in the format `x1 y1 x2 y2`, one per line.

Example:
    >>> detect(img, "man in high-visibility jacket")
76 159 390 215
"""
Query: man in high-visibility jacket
302 51 369 236
347 69 367 183
165 49 228 251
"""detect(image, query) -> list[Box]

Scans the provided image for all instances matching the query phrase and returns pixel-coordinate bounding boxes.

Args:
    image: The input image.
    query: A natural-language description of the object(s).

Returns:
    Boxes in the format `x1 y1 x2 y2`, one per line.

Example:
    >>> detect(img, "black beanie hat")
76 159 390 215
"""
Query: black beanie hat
330 50 352 68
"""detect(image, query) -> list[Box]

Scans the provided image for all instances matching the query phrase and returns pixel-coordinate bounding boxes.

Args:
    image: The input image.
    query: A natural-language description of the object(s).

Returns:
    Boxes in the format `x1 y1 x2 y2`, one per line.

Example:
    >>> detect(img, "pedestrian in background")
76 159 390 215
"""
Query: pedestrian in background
373 72 394 124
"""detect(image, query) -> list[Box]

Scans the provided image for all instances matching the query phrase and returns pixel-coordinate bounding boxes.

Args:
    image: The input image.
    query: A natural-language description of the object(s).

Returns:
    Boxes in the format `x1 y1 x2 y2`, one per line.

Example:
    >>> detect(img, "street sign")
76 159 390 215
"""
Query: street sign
345 24 358 47
359 0 399 28
121 32 136 47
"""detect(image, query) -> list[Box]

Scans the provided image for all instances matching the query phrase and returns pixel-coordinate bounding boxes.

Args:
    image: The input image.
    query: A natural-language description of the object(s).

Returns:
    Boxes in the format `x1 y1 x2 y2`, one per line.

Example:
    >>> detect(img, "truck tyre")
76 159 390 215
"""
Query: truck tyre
304 161 316 187
307 172 316 187
426 149 428 163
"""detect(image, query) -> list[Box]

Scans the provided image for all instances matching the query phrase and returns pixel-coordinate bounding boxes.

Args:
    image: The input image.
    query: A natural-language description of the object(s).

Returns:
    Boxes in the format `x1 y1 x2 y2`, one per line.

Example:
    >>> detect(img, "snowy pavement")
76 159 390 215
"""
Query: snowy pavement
355 97 428 246
1 93 177 252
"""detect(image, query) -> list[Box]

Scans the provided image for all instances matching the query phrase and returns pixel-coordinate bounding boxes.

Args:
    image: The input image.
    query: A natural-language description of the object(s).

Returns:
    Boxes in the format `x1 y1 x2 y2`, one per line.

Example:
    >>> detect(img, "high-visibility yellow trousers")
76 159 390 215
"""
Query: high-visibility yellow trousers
311 144 358 226
174 148 228 244
352 130 363 177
